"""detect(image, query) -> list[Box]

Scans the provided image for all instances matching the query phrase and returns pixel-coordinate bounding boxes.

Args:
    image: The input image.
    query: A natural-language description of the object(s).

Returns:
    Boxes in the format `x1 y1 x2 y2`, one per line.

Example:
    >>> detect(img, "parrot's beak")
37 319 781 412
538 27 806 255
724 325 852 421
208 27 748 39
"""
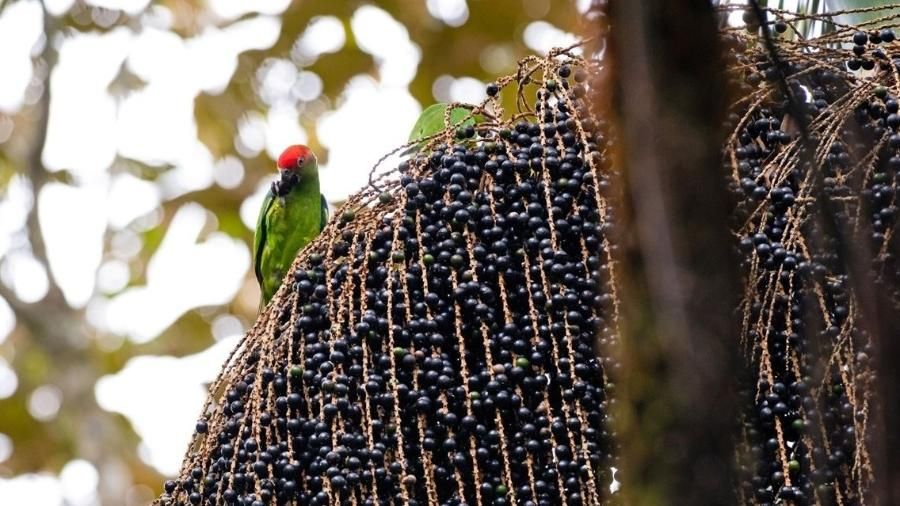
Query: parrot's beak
278 168 300 187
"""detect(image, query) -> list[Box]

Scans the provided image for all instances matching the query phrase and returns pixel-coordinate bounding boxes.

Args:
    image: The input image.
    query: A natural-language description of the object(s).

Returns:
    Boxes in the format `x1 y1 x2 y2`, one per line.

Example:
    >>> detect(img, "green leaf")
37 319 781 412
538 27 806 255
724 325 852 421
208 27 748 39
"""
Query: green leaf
407 103 481 144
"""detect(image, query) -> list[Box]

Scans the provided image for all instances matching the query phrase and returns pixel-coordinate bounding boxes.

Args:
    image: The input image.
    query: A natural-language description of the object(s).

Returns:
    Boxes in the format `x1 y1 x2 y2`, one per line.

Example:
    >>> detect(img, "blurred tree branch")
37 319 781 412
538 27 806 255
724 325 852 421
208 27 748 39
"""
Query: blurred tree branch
0 6 154 503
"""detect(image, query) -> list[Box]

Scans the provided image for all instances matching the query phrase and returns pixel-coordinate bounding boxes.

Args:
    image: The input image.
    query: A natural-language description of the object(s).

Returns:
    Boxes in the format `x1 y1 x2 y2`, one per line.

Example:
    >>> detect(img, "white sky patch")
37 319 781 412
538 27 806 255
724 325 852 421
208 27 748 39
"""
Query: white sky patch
60 459 99 506
0 474 63 505
119 17 279 190
450 76 486 104
119 205 161 233
106 173 161 230
479 44 516 74
317 75 420 202
240 179 271 230
0 433 12 463
432 74 486 104
141 5 174 31
96 259 131 295
292 71 323 102
426 0 469 27
189 16 282 95
727 8 747 27
124 27 182 83
95 335 240 475
28 384 63 421
213 156 245 190
156 142 216 199
351 6 421 86
292 16 346 65
38 182 107 307
43 28 131 178
44 0 76 17
109 229 143 260
208 0 291 21
257 57 298 106
211 313 244 341
118 29 201 167
523 20 579 54
0 175 33 260
85 0 151 16
0 297 14 346
133 207 163 231
101 203 249 343
84 297 110 338
0 252 49 304
264 104 308 160
0 0 43 113
0 358 18 399
432 74 455 102
236 111 267 158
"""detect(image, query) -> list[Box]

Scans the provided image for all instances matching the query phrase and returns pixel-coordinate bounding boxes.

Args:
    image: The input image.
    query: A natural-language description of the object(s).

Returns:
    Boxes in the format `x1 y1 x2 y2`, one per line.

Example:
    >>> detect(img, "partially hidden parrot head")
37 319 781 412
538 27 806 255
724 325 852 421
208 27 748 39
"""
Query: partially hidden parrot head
277 144 317 175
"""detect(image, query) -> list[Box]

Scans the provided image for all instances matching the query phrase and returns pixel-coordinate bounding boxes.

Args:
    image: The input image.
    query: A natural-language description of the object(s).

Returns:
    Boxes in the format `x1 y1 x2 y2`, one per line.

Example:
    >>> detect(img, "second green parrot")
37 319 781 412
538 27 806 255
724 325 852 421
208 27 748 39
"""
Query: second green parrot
254 144 328 306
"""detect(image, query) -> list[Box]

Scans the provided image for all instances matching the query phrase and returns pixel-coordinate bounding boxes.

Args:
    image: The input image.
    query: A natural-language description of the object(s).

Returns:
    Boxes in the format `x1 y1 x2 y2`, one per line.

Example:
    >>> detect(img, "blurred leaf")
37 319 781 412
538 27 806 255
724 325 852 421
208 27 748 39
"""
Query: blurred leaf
0 150 13 190
407 103 482 143
195 91 242 160
824 0 897 25
217 209 249 239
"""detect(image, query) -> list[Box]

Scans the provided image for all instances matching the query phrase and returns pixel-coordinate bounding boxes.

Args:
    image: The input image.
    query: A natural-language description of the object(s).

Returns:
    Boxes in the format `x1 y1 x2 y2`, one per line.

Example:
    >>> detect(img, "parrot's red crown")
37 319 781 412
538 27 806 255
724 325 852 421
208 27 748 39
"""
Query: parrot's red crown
277 145 314 171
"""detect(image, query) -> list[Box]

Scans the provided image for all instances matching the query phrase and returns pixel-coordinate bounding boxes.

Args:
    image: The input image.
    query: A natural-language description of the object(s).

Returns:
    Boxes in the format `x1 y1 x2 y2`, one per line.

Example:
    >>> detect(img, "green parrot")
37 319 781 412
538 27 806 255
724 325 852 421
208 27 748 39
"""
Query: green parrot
254 144 329 306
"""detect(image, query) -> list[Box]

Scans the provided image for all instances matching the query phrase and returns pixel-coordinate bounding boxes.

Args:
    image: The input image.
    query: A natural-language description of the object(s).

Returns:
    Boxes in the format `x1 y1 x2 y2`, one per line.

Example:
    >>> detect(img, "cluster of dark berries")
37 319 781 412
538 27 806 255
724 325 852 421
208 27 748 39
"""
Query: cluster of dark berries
846 29 896 72
158 57 618 506
724 25 887 506
158 13 899 506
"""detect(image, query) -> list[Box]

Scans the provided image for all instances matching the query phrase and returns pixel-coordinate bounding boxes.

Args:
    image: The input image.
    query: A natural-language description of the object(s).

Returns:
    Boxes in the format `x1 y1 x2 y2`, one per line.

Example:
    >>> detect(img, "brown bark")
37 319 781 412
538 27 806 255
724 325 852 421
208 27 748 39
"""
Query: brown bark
605 1 742 504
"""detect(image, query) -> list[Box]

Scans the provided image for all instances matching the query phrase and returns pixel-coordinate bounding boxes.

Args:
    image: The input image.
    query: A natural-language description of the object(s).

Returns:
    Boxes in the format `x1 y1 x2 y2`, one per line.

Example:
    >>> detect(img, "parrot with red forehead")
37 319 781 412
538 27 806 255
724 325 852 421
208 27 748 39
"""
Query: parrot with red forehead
254 144 329 306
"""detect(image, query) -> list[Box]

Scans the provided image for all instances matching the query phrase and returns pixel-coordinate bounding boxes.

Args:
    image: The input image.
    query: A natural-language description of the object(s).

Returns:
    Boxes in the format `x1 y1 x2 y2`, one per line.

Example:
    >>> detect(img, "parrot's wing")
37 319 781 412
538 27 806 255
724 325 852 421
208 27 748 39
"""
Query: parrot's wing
253 190 275 285
319 194 329 231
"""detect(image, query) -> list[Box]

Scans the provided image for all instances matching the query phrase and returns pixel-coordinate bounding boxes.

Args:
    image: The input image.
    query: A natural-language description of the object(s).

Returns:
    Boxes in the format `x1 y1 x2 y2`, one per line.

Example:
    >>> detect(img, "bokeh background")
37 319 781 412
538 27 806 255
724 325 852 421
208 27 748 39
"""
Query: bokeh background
3 0 893 504
0 0 588 504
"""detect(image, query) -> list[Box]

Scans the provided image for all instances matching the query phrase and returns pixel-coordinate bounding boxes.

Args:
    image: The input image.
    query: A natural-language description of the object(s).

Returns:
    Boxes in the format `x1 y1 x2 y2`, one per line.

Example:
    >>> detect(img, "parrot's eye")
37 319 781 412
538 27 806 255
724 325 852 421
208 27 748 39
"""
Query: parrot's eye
296 157 305 168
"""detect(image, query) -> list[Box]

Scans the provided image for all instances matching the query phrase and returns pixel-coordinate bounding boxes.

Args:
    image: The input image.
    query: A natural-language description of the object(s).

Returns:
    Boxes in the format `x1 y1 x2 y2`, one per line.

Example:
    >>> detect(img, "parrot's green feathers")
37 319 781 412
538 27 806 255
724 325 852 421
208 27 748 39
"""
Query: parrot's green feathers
253 192 274 286
319 194 329 231
254 172 328 308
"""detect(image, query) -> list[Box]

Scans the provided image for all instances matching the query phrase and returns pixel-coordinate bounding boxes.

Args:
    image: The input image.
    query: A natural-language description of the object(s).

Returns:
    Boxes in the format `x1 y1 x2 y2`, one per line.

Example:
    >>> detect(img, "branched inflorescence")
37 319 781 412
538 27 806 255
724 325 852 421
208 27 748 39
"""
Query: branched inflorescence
157 48 619 506
721 5 900 505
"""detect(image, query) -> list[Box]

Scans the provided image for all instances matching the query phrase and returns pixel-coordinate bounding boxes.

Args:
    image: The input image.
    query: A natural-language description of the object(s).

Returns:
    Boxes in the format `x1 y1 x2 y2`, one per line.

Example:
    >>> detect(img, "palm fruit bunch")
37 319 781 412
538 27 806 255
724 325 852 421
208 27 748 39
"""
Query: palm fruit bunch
721 6 900 505
157 5 900 505
157 46 619 506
